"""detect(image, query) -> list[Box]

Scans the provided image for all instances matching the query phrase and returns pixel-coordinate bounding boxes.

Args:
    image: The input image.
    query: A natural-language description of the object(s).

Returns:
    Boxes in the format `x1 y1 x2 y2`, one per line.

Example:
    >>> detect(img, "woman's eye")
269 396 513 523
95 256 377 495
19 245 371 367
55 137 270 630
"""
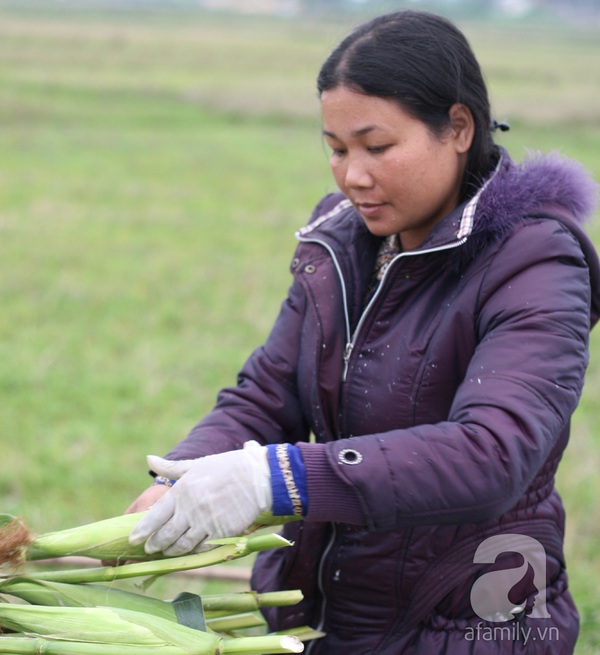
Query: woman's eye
368 144 391 154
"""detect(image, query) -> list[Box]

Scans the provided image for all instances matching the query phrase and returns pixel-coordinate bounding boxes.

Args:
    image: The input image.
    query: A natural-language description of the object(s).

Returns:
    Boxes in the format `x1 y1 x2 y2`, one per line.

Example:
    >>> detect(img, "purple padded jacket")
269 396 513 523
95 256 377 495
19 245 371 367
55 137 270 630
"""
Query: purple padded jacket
168 149 600 654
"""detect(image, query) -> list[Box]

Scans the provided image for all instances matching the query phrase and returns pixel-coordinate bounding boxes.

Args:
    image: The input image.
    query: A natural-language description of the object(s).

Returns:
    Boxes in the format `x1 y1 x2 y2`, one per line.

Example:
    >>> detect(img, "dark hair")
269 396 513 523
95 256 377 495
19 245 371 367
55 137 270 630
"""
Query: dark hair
317 11 498 197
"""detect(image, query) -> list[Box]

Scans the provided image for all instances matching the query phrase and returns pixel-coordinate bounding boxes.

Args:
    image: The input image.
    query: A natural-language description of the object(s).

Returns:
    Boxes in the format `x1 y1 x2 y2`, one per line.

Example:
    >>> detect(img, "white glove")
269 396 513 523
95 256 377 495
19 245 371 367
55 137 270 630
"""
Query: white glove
129 441 272 556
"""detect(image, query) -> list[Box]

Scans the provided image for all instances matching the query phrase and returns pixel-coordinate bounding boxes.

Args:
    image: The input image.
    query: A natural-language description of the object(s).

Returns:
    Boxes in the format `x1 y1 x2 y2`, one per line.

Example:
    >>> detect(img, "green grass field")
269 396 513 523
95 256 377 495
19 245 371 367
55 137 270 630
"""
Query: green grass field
0 3 599 650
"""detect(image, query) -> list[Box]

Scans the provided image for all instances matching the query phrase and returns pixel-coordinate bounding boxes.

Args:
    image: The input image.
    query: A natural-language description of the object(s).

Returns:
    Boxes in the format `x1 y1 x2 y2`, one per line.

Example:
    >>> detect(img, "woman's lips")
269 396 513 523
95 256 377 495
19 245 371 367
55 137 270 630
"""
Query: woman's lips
356 202 387 218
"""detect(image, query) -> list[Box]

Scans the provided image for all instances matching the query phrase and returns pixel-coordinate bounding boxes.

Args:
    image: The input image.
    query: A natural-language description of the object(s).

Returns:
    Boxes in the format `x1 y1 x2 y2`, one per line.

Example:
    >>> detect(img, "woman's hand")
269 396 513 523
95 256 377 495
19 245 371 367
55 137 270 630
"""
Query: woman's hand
125 484 170 515
129 441 271 557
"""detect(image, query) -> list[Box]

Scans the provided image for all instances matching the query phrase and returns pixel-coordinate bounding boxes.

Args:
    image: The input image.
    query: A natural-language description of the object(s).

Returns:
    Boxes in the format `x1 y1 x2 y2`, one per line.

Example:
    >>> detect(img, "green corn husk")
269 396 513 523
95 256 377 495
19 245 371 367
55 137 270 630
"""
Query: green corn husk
0 512 150 566
0 580 313 650
0 511 299 568
0 580 268 634
201 590 304 615
0 635 193 655
0 578 179 622
19 533 292 585
0 580 303 622
275 626 326 643
0 604 221 650
0 634 304 655
27 513 152 563
250 512 301 531
222 635 304 654
0 605 304 654
206 611 266 633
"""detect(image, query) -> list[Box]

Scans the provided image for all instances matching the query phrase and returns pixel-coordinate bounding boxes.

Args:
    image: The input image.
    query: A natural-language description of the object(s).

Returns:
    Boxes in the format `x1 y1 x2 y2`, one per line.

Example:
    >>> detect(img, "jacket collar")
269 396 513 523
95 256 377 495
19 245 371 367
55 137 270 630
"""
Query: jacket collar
416 148 505 252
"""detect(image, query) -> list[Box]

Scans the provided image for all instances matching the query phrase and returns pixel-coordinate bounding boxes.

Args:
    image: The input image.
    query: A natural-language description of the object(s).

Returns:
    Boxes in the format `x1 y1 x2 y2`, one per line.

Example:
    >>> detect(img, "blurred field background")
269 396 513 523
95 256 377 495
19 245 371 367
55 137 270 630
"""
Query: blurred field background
0 0 599 650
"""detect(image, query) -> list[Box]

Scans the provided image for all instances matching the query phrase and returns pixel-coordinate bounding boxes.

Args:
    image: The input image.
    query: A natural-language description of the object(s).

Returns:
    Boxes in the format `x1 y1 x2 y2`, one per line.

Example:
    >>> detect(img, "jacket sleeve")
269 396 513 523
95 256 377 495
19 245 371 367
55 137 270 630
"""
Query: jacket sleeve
299 218 595 530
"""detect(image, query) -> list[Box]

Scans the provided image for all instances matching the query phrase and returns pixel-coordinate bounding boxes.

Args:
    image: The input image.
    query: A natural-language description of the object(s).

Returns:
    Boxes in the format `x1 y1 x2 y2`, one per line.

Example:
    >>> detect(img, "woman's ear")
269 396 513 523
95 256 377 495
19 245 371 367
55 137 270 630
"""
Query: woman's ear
448 103 475 154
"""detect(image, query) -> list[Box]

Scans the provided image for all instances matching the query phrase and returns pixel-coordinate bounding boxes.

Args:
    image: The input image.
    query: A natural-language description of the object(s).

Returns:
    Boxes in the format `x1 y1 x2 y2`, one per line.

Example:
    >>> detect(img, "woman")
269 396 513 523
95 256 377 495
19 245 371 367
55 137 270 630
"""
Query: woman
128 11 599 654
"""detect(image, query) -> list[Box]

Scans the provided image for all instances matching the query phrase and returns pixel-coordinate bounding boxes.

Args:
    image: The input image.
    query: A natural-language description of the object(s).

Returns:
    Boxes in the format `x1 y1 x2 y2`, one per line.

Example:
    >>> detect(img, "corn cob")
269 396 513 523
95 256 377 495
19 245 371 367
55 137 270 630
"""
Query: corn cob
0 578 178 622
0 511 298 568
0 635 304 655
0 604 304 654
0 578 303 621
13 533 291 584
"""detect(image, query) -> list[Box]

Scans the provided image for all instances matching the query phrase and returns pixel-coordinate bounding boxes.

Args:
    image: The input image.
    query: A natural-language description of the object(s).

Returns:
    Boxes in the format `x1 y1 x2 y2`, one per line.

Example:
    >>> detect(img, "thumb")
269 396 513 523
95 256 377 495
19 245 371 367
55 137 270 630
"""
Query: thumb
146 455 194 480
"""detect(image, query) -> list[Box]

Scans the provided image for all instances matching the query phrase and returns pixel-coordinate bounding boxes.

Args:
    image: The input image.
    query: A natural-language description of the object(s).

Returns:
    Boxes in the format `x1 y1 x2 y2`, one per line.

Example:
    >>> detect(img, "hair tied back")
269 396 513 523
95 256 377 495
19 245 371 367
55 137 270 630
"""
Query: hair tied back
492 119 511 132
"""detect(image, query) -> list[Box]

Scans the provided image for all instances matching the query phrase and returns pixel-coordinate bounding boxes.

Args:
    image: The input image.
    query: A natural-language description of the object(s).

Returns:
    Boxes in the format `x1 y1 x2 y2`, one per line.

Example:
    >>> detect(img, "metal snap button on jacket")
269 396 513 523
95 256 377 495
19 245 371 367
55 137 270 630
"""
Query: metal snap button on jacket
338 448 363 465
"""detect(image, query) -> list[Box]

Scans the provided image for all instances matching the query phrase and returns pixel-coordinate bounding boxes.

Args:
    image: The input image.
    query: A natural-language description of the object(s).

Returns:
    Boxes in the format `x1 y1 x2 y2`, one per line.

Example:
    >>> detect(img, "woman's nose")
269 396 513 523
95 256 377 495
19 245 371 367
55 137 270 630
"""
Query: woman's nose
344 155 373 189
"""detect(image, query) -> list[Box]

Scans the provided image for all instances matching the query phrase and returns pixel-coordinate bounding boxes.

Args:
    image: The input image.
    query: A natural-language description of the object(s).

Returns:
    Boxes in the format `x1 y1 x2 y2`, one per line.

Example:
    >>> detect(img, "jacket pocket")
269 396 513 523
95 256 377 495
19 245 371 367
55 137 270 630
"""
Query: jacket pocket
400 519 565 629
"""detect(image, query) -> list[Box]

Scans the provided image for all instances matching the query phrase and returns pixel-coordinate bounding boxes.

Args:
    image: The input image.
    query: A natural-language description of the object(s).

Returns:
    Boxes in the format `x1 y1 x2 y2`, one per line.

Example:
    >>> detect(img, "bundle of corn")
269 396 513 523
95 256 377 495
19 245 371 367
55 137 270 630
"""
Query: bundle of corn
0 604 305 654
0 578 303 633
0 513 321 655
0 511 298 567
0 512 150 566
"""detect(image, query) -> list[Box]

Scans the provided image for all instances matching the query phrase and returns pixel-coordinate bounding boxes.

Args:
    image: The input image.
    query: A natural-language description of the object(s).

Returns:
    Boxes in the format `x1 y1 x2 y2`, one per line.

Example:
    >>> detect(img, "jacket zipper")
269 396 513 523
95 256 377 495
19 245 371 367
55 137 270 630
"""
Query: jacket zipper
344 238 469 380
297 233 467 649
298 234 468 383
305 523 337 655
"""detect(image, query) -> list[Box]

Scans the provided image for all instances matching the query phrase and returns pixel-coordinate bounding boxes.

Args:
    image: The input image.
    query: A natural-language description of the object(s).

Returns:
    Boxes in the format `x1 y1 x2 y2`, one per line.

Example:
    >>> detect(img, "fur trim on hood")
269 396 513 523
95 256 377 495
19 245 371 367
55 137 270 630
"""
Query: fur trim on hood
451 149 599 275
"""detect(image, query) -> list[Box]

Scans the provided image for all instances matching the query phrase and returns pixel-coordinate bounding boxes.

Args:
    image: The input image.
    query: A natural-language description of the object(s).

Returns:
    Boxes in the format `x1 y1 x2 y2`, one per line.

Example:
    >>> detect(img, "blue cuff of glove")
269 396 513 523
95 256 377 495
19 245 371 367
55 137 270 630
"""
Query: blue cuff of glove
266 444 308 517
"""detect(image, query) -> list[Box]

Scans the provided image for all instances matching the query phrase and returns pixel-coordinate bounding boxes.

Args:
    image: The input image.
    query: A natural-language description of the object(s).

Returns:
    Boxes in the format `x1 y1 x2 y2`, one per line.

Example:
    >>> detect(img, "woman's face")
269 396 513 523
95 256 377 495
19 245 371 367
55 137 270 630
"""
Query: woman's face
321 86 474 250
